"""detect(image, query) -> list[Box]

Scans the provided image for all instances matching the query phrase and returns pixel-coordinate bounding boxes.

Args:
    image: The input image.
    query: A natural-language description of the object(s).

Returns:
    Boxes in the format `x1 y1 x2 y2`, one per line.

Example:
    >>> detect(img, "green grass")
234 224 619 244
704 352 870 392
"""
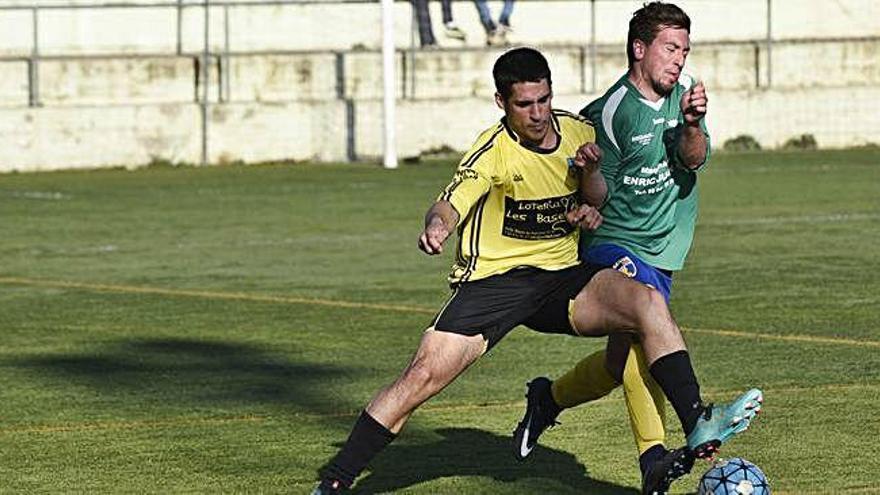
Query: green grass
0 149 878 494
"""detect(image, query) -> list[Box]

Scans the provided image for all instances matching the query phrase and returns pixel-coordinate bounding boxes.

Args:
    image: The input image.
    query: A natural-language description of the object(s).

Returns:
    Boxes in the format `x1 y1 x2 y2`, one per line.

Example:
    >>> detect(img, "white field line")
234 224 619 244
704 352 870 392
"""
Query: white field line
701 211 880 227
2 276 877 348
12 212 879 256
2 382 877 436
2 190 71 200
0 276 435 315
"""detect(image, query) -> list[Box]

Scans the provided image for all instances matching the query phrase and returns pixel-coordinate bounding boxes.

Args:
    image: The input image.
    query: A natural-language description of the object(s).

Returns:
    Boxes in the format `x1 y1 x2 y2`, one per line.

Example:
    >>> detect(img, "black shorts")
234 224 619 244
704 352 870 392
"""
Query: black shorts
431 263 604 349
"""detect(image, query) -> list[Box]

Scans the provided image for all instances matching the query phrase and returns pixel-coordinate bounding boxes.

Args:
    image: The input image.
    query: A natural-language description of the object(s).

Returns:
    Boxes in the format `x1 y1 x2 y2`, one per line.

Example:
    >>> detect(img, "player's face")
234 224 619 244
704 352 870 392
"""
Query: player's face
496 79 553 146
637 26 690 96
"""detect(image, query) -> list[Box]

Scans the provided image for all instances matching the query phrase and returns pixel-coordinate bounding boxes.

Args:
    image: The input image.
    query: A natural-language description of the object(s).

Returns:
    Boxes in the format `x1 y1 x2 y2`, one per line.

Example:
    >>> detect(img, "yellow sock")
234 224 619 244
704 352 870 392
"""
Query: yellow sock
551 350 619 409
622 343 667 454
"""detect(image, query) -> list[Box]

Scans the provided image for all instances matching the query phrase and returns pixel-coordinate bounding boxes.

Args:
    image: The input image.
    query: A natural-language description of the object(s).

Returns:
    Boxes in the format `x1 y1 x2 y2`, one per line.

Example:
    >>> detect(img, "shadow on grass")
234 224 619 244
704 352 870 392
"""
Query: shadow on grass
336 427 638 494
12 337 360 419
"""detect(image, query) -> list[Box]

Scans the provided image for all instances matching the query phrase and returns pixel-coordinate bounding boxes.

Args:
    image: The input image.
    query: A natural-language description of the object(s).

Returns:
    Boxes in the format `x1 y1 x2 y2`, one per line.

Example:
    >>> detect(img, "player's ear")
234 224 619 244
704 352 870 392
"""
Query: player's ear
494 92 505 111
632 39 647 62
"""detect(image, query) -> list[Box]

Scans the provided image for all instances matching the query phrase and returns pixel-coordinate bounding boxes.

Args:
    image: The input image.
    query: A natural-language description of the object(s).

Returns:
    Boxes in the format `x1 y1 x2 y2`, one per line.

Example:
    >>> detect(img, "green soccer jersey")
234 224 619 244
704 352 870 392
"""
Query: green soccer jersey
579 74 710 271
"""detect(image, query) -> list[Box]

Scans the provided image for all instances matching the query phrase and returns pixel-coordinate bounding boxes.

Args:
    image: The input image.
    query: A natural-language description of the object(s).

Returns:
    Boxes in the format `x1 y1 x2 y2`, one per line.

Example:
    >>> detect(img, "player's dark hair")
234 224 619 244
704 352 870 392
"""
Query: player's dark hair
627 2 691 66
493 47 552 101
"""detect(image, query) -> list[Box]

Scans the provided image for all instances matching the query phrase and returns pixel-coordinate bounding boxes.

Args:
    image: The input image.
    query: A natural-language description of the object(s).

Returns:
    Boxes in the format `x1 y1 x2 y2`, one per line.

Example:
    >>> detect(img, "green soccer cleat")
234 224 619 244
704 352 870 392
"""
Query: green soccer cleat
686 388 764 459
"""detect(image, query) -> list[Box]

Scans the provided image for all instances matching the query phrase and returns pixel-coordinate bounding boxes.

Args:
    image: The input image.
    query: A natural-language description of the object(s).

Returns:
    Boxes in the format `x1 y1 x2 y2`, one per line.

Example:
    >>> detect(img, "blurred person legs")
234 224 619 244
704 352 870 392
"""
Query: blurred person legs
441 0 467 40
498 0 515 32
474 0 514 45
413 0 437 47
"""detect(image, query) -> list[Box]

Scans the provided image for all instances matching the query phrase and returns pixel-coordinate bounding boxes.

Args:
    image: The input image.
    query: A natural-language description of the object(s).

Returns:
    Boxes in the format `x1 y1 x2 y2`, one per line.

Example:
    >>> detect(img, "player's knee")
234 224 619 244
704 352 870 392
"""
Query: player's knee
633 287 673 336
402 356 440 393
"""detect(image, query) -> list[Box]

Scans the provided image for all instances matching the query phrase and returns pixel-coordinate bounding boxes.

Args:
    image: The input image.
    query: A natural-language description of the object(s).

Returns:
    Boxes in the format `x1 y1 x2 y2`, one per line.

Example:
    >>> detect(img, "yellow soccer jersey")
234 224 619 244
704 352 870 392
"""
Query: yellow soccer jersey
438 110 596 284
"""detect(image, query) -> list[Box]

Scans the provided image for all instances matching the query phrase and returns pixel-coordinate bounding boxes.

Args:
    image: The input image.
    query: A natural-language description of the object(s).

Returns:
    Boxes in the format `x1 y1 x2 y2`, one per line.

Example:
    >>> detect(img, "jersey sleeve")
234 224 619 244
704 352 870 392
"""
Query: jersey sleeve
437 130 501 224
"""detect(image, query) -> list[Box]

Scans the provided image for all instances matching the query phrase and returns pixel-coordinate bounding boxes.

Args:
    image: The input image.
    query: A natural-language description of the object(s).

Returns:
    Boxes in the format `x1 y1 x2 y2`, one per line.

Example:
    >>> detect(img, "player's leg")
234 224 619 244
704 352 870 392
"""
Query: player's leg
512 347 618 460
366 329 486 432
515 246 670 460
315 269 545 493
314 329 486 494
620 341 697 495
571 269 763 459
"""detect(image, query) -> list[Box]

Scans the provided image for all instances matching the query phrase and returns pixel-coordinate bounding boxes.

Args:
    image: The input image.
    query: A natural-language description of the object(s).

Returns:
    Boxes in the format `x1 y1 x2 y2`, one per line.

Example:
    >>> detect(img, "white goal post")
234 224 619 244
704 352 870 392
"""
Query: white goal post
381 0 398 169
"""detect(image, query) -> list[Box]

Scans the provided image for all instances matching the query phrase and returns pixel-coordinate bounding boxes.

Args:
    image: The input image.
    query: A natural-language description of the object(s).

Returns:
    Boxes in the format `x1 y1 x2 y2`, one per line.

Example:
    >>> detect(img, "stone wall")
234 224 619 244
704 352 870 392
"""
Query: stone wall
0 0 877 171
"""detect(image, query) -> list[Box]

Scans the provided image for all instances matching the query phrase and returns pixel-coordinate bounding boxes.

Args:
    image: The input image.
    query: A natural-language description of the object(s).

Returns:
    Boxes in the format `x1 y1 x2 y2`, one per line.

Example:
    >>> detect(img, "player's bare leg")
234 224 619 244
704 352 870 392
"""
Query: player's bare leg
570 269 684 359
367 329 486 433
571 269 762 464
313 329 485 494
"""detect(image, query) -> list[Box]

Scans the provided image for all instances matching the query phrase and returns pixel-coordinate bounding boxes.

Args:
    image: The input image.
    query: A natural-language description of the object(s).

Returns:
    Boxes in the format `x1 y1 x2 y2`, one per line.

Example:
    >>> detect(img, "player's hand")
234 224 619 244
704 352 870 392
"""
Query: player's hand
681 81 707 124
566 204 603 231
571 143 602 175
418 216 450 255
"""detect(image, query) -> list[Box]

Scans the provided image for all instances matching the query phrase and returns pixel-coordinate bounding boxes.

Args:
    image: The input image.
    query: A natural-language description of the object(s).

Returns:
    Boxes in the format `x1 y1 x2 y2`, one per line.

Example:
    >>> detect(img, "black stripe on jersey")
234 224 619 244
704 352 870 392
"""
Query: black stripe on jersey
462 126 504 169
553 108 593 126
454 222 466 268
439 126 503 202
461 193 489 282
550 111 561 134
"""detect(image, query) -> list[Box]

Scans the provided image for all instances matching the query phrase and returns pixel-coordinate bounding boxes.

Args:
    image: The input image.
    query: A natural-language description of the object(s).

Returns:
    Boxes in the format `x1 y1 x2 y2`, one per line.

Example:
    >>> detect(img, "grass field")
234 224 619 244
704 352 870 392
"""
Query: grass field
1 149 878 494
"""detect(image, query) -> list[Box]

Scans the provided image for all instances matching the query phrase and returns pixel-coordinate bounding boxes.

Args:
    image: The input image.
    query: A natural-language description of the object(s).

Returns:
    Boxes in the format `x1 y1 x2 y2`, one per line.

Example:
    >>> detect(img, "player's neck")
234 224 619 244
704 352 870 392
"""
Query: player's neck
627 68 663 102
522 128 558 151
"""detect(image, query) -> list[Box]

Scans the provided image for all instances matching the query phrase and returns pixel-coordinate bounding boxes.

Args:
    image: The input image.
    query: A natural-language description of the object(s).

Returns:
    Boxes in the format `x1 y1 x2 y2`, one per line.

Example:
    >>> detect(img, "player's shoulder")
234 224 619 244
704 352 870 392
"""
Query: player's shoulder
582 78 632 123
552 109 595 139
467 120 506 153
460 120 506 168
553 108 592 126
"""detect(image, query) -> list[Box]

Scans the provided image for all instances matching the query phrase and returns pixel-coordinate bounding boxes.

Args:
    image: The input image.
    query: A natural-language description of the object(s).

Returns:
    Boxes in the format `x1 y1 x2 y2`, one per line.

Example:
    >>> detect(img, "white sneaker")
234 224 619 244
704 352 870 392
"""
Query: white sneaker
486 29 508 46
444 22 466 41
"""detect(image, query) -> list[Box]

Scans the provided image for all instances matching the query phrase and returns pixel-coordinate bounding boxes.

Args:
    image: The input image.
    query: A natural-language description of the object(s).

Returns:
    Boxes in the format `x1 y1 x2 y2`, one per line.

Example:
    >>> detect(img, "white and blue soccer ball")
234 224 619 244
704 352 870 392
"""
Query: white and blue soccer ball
697 457 770 495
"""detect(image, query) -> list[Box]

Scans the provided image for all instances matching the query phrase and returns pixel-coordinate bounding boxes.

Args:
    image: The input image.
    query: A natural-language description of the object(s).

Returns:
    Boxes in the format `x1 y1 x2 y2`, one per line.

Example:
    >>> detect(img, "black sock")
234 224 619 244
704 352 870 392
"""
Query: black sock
322 410 396 488
639 444 667 477
649 350 703 435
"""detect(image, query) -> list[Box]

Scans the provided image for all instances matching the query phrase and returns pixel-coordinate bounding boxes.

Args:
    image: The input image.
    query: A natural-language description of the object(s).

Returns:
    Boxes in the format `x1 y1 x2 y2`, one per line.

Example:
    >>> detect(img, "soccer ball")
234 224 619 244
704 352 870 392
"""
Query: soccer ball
697 457 770 494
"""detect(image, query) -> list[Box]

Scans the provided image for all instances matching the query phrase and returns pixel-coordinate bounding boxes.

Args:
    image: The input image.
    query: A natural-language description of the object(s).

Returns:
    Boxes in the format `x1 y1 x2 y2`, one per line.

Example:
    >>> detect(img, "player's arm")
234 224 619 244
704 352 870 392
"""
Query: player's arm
565 142 605 231
423 142 495 255
418 201 459 255
678 81 710 170
572 142 608 208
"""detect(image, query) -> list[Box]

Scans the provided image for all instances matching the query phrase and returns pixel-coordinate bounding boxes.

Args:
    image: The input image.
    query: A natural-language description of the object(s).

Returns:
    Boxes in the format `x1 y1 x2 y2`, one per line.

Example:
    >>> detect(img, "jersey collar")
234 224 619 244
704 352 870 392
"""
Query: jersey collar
501 115 562 155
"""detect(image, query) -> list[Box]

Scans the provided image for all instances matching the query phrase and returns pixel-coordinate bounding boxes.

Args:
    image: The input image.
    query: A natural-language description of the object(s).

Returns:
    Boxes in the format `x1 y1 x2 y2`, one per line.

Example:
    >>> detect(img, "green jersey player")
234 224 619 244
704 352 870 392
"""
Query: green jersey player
512 4 761 495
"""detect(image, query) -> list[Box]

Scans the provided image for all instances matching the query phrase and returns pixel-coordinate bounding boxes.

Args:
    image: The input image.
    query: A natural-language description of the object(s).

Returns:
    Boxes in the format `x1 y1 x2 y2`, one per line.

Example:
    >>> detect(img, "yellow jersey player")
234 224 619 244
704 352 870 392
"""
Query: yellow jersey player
311 47 762 495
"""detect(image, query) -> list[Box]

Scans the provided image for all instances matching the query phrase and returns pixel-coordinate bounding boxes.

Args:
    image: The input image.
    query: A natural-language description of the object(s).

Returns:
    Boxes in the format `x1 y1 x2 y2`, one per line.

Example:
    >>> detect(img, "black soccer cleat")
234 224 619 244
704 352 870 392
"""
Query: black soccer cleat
310 479 346 495
641 447 696 495
512 377 561 460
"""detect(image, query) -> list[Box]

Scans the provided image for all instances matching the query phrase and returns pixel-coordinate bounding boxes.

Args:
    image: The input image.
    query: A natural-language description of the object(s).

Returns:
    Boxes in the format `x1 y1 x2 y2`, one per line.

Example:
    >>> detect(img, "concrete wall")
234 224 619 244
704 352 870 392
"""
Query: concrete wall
1 84 876 172
1 0 879 55
1 0 878 171
354 87 880 160
0 100 349 170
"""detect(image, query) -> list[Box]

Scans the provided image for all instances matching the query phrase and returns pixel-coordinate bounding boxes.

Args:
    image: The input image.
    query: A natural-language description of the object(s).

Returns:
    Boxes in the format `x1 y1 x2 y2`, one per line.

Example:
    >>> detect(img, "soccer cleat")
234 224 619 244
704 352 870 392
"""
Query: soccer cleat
512 377 560 460
310 479 345 495
641 447 695 495
686 388 764 459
